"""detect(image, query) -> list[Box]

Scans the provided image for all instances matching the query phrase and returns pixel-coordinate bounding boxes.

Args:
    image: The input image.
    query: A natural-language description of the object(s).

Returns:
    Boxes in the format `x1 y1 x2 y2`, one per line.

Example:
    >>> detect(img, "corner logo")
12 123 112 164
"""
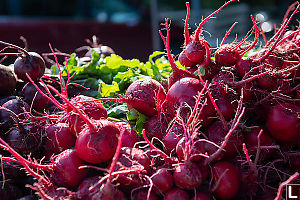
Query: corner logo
286 184 300 200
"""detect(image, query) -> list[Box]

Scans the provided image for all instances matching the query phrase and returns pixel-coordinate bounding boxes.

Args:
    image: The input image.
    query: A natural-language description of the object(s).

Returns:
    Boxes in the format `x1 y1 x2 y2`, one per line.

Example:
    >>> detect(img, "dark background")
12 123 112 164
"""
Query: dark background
0 0 297 62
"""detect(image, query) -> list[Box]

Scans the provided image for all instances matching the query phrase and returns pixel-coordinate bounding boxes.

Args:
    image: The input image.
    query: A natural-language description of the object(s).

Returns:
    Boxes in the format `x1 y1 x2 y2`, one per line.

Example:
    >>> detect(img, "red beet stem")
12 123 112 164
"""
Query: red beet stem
240 15 259 55
46 84 96 131
108 127 125 178
142 129 171 162
220 22 238 46
49 44 65 95
194 0 237 41
159 19 181 74
0 40 29 56
275 172 299 200
184 2 191 47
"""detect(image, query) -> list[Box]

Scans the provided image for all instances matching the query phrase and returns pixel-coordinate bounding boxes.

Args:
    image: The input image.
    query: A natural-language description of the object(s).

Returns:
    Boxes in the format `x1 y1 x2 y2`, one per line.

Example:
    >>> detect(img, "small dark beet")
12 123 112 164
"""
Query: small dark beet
14 52 45 82
215 44 241 67
76 176 100 199
267 103 299 143
6 124 42 154
178 50 197 68
17 195 38 200
0 97 29 136
22 82 50 111
0 64 17 96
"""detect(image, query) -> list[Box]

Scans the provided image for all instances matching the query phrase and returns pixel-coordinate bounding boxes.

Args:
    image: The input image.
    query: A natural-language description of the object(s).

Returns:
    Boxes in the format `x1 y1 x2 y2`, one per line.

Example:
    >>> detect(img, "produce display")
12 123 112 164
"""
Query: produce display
0 0 300 199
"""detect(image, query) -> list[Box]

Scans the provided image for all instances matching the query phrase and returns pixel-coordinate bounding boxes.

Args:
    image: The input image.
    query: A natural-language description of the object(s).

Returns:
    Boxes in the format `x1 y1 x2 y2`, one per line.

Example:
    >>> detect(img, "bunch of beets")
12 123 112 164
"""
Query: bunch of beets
0 1 300 199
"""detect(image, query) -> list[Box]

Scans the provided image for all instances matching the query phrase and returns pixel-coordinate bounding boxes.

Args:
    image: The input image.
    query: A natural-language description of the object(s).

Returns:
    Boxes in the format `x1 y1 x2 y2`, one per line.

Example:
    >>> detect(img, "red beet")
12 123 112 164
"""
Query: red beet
173 162 202 190
22 82 50 111
164 188 189 200
216 97 235 121
151 168 173 194
51 149 87 189
267 103 299 143
132 189 159 200
75 119 120 163
215 44 241 67
14 52 45 82
66 95 108 136
165 77 203 117
6 124 42 154
204 121 243 160
44 123 76 158
125 78 166 117
115 122 140 148
163 122 184 155
212 161 241 199
0 65 17 96
111 147 150 190
144 115 168 141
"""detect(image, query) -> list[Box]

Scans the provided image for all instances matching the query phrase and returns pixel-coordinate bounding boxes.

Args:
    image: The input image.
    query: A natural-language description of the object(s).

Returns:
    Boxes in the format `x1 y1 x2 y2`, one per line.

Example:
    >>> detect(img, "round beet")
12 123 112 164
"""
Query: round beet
151 168 173 194
185 40 208 64
192 192 212 200
235 57 254 77
163 122 184 155
204 121 243 160
132 189 159 200
75 119 120 163
257 74 277 91
111 147 150 190
14 52 45 82
164 188 189 200
173 162 202 190
125 78 166 117
216 97 234 121
267 103 299 143
115 122 140 148
44 123 76 158
165 77 203 117
22 82 50 111
243 127 274 154
0 98 29 136
144 115 168 141
76 176 100 199
90 182 126 200
212 161 241 199
0 65 17 96
51 149 87 189
215 44 241 67
66 95 107 136
178 49 197 67
6 124 42 154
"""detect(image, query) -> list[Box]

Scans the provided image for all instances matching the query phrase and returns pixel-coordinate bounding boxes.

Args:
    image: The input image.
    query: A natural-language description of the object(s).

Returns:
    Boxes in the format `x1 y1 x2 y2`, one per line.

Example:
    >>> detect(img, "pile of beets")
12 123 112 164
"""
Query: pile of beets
0 0 300 199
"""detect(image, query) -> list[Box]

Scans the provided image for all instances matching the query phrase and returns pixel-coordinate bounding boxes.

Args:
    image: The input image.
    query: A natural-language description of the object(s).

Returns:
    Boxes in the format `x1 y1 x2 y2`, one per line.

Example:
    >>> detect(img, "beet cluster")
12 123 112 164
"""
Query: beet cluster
0 1 299 200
